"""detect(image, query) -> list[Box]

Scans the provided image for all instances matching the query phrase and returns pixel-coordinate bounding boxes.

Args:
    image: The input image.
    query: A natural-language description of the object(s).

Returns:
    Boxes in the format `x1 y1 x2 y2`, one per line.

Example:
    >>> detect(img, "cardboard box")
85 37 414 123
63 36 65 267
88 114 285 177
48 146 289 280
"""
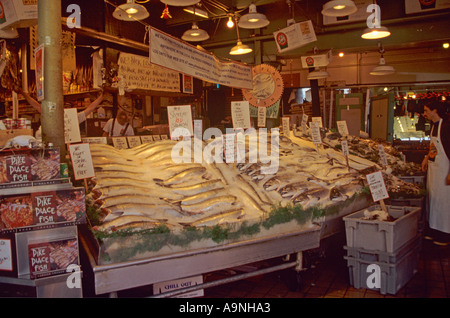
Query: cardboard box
0 0 38 30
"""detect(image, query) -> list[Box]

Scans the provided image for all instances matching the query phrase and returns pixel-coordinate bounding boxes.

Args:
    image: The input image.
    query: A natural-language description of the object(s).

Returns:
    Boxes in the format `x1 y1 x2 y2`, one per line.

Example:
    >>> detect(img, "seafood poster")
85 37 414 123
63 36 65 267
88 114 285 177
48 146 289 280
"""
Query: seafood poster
0 148 60 185
0 188 86 232
28 238 79 279
68 143 95 180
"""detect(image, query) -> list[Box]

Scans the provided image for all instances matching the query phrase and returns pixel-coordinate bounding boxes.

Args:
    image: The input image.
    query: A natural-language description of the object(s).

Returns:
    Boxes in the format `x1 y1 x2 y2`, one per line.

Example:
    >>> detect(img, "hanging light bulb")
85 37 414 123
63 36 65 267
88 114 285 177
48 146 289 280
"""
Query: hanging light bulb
230 21 252 55
161 0 200 6
227 16 234 28
361 26 391 39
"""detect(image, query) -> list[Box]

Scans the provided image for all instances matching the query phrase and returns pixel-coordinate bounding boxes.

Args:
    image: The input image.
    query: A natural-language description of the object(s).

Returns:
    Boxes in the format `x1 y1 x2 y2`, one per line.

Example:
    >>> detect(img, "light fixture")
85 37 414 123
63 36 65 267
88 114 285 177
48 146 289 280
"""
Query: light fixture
443 42 450 49
227 16 234 28
182 22 210 42
0 27 19 39
238 3 269 29
183 6 208 19
230 18 252 55
160 0 200 6
370 56 395 75
362 26 391 39
321 0 357 17
339 52 344 57
307 68 329 80
230 41 253 55
113 0 149 21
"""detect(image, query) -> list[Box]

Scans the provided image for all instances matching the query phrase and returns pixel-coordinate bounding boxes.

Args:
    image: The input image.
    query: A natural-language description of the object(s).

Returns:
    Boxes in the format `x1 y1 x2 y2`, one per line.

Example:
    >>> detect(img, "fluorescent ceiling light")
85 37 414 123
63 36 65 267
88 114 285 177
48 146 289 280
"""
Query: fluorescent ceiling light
238 4 269 29
161 0 200 6
361 26 391 39
370 57 395 75
307 69 329 80
229 41 253 55
113 0 149 21
321 0 357 17
183 6 208 19
182 22 210 42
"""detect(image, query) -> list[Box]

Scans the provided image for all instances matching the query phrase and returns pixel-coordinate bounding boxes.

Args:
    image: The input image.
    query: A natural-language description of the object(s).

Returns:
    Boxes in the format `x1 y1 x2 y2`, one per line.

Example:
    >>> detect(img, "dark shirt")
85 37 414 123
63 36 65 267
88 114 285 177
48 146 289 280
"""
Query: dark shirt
432 119 450 161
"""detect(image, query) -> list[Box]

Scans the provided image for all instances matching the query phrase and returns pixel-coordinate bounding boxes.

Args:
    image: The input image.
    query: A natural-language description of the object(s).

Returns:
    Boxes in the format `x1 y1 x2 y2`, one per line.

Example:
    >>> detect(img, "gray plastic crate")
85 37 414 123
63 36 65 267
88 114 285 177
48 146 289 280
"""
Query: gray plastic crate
343 205 421 253
344 235 422 264
344 243 420 295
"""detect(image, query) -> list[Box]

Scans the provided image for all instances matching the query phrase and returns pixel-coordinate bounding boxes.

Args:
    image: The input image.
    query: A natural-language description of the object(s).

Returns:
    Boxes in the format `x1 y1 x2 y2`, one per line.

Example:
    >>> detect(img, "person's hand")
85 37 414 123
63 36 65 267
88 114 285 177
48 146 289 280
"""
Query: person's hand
421 155 428 172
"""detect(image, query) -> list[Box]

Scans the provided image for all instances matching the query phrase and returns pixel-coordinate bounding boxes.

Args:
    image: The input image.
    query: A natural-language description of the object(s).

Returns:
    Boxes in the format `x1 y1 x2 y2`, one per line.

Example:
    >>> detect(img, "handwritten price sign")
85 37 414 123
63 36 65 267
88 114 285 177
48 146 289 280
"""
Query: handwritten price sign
366 171 389 202
68 143 95 180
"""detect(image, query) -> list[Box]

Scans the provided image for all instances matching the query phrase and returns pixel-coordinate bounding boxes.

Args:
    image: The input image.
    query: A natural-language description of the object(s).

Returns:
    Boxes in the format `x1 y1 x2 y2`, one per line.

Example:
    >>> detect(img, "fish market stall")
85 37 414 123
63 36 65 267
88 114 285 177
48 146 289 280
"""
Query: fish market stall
80 128 422 296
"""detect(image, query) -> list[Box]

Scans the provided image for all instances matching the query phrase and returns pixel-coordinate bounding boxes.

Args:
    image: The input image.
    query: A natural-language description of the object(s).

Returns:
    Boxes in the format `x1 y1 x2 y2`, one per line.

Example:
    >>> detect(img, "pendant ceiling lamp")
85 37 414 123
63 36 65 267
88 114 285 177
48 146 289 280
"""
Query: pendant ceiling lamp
230 19 252 55
307 68 329 80
321 0 357 17
161 0 200 6
0 27 19 39
361 25 391 39
183 6 209 19
238 3 269 29
370 56 395 75
113 0 149 21
182 22 210 42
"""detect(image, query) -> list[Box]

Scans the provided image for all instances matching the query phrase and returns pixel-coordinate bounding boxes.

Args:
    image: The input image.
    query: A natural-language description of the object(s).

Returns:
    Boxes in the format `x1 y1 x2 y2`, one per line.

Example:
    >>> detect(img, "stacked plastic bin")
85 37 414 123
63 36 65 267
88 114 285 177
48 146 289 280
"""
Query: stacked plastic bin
343 205 422 295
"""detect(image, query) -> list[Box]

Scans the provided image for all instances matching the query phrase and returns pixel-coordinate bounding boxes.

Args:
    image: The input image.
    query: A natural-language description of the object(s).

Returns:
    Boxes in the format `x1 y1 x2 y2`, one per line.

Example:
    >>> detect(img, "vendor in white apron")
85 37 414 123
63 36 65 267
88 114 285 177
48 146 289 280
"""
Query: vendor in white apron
421 101 450 245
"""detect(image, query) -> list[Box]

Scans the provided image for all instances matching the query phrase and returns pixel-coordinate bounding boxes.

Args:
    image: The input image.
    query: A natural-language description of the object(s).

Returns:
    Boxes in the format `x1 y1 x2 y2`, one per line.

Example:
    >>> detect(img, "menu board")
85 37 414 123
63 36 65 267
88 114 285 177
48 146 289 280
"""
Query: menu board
167 105 193 139
231 101 251 129
68 143 95 180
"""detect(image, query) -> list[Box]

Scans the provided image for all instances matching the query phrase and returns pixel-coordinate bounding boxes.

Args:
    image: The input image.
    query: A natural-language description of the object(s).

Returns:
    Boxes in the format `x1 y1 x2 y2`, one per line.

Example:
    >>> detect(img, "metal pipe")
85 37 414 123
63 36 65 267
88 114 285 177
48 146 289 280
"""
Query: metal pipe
39 0 65 157
149 261 298 298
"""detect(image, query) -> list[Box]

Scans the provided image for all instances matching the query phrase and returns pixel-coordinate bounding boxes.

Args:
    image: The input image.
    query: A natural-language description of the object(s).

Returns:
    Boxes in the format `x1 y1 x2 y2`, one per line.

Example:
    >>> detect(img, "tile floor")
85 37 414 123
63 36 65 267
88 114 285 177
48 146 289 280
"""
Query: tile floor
203 233 449 298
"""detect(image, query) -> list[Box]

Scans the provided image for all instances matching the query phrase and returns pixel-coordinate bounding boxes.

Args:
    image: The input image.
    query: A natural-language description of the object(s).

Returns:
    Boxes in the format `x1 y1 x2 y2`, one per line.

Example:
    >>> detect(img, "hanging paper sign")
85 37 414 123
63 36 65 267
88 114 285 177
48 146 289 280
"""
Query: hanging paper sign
231 101 251 129
64 108 81 144
273 21 317 53
140 135 154 143
310 121 322 144
167 105 193 139
257 106 266 127
336 120 349 136
68 143 95 180
118 52 180 92
150 28 252 89
282 117 290 137
366 171 389 202
112 137 128 149
312 116 323 128
183 74 193 94
378 144 388 166
34 44 44 101
127 136 142 148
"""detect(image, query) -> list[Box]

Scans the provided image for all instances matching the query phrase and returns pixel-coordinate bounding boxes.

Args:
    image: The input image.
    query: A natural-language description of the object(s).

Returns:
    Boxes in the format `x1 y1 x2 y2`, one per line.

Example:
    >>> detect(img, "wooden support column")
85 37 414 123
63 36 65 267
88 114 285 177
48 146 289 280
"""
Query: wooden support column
38 0 65 158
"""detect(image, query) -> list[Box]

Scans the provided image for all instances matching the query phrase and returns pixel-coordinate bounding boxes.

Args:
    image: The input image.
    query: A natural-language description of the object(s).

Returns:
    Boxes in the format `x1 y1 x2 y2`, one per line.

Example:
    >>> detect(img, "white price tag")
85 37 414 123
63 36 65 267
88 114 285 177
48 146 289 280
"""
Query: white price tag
341 140 349 157
310 121 322 145
282 117 290 137
366 171 389 202
336 120 349 136
378 144 388 166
